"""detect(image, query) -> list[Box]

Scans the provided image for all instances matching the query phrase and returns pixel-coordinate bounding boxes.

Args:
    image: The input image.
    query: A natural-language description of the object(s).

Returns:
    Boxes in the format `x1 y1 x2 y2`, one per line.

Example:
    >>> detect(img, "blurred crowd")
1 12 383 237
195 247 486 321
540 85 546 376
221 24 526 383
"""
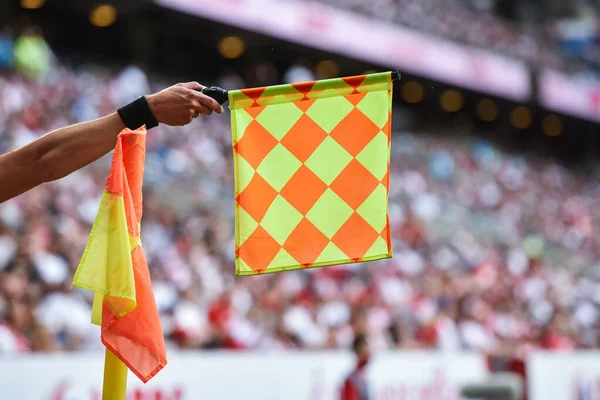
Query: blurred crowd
1 36 600 360
308 0 600 77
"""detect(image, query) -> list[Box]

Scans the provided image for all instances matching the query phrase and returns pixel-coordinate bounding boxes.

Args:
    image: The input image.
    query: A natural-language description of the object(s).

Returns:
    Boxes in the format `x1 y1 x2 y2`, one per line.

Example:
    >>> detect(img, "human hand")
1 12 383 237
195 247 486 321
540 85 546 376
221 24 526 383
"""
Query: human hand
146 82 224 126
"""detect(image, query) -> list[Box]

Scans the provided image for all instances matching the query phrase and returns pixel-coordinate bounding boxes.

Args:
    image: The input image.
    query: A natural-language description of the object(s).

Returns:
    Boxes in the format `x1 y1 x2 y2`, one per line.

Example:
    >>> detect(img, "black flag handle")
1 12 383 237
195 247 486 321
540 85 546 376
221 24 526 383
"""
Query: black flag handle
200 70 401 105
201 86 229 105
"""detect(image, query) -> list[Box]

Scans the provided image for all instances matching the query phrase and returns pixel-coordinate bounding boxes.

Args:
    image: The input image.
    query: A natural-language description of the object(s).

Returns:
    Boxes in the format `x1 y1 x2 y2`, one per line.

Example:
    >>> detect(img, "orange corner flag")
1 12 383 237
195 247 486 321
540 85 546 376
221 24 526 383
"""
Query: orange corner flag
73 127 166 395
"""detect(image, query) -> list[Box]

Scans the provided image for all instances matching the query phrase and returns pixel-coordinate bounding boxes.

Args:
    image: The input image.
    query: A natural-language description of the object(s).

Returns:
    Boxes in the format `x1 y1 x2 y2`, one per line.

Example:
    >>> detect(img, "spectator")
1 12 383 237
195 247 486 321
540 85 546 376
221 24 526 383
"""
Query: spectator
340 334 372 400
0 28 13 70
1 28 599 360
13 26 53 80
304 0 600 75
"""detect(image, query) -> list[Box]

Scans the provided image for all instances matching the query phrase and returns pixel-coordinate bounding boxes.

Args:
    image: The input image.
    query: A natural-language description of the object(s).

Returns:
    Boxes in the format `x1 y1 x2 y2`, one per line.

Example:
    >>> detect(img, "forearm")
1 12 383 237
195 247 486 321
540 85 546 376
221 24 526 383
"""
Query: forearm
0 113 124 203
35 113 125 180
0 81 224 204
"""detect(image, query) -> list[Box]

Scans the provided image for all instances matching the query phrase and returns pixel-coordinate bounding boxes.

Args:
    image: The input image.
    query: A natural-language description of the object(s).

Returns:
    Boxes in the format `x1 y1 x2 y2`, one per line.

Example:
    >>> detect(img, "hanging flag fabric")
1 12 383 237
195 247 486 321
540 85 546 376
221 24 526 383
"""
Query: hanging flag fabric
229 71 393 276
72 127 167 383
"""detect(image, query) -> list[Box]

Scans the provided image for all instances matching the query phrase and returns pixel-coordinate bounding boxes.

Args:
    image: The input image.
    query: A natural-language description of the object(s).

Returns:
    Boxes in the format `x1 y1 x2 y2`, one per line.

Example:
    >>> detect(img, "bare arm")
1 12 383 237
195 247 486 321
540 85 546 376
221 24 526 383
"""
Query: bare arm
0 81 223 204
0 113 125 202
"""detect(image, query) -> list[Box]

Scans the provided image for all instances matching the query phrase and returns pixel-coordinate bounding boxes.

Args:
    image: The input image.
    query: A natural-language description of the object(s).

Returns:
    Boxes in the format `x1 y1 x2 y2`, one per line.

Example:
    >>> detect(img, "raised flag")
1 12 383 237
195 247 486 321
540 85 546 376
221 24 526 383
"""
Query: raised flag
72 127 166 393
229 71 393 275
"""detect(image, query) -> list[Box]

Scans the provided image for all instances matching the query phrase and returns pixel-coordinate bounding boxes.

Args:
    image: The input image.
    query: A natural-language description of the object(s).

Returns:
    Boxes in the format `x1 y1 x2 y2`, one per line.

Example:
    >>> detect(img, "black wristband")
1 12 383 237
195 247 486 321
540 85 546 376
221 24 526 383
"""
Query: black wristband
117 96 159 130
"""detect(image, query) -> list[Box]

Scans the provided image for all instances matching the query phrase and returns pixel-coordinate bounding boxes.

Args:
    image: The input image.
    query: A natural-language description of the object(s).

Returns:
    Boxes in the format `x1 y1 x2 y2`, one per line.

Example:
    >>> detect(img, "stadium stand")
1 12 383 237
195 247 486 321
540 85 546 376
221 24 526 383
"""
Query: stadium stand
1 29 599 359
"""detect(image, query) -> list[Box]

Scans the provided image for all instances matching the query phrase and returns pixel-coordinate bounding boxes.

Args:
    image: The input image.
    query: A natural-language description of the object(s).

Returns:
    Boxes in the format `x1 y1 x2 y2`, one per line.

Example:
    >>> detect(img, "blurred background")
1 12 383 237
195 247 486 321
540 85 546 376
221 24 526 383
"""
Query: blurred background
1 0 600 399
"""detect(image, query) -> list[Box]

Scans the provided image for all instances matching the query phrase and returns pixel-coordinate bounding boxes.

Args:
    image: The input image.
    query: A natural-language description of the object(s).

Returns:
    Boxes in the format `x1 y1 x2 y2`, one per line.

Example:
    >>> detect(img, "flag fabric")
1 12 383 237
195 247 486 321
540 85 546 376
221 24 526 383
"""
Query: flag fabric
229 71 393 276
73 127 166 383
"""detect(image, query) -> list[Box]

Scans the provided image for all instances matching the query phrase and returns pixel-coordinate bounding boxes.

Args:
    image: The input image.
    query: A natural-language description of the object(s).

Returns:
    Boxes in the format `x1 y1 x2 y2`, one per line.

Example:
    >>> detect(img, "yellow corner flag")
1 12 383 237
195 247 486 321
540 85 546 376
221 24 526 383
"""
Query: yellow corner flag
229 72 393 275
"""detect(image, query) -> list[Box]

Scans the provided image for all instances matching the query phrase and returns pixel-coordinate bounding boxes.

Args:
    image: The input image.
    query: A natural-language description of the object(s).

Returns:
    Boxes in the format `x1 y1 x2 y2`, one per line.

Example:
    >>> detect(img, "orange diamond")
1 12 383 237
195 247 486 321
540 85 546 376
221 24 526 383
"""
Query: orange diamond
245 104 266 119
283 218 330 266
381 168 390 192
236 174 278 223
330 108 381 157
383 111 391 135
294 99 316 113
280 165 327 215
382 111 391 147
235 120 278 169
345 92 367 106
280 114 327 163
342 75 366 94
240 87 266 107
330 159 379 210
237 226 281 274
292 81 316 98
332 213 379 260
381 218 392 253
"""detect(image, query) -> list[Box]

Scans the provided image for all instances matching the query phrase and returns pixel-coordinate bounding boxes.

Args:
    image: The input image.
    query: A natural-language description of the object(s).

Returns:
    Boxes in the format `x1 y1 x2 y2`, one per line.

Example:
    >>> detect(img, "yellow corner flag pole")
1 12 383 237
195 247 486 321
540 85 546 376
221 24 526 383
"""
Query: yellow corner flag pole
103 349 128 400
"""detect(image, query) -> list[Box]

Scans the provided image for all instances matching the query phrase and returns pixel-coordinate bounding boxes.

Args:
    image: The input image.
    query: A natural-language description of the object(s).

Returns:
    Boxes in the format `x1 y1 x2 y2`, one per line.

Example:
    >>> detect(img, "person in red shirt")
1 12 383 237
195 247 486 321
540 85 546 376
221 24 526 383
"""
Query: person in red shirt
340 334 372 400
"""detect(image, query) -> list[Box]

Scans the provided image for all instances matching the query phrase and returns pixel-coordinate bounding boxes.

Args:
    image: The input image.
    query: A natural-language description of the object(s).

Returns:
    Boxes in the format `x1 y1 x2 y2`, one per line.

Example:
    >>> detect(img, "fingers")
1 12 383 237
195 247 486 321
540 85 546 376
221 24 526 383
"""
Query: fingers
195 104 212 116
177 82 224 114
182 108 207 125
181 81 205 91
189 90 224 114
189 101 212 119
